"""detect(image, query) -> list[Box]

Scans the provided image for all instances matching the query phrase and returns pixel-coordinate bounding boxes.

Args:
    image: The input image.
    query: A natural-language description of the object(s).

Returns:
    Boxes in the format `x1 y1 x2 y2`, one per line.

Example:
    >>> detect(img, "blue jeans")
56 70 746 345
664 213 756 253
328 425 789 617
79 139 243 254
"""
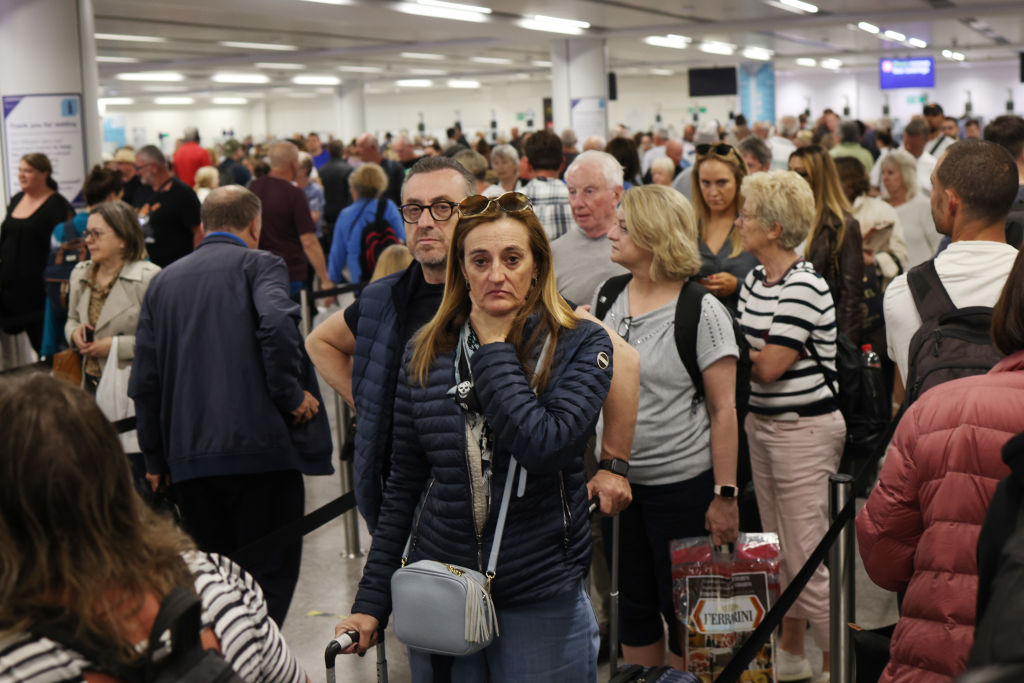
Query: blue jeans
408 580 599 682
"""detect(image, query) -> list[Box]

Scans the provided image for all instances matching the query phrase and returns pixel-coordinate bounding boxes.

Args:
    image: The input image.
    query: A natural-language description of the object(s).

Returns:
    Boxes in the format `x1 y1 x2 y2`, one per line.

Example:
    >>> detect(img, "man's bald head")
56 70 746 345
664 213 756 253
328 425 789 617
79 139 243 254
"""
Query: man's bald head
201 185 262 237
268 141 298 170
665 139 683 165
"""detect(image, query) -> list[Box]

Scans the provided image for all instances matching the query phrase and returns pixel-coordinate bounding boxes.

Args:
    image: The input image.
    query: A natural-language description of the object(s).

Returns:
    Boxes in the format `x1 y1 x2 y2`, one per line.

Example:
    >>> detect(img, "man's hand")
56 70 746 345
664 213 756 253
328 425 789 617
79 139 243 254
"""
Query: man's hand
146 472 171 492
705 496 739 545
587 469 632 515
290 390 320 424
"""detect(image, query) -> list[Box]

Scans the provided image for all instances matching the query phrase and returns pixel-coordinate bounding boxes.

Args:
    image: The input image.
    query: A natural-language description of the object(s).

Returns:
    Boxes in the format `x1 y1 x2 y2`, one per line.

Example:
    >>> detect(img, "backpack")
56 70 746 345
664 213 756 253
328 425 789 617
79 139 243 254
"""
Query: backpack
968 493 1024 668
43 218 88 314
357 198 401 282
593 274 752 418
807 333 890 461
902 259 1003 407
34 587 245 683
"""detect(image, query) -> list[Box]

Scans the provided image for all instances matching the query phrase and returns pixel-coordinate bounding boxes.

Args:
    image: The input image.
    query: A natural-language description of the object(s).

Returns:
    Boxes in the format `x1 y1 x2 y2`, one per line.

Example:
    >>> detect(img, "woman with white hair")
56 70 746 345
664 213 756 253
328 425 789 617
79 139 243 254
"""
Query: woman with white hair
881 149 940 267
736 169 845 682
487 144 522 195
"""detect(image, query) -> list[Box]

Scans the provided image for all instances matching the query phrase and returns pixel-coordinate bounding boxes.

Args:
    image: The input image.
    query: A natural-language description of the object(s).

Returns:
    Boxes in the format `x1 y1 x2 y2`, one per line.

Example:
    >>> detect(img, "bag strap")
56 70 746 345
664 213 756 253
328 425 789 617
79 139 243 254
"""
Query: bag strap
674 279 710 400
402 333 553 583
907 259 956 322
372 196 387 227
805 337 839 400
143 587 202 674
593 274 632 321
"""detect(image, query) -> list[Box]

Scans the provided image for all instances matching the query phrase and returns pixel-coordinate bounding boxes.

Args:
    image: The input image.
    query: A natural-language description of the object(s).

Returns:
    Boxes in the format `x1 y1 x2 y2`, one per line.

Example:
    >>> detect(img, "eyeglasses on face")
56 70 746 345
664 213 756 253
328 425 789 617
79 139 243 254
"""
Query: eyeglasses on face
458 192 533 217
84 229 109 241
696 143 735 157
400 200 459 224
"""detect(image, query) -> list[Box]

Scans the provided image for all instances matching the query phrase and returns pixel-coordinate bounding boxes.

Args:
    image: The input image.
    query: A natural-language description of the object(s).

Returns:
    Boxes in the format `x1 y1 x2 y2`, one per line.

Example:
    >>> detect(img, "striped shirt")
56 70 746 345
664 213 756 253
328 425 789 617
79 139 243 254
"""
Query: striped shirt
738 260 838 416
0 553 305 683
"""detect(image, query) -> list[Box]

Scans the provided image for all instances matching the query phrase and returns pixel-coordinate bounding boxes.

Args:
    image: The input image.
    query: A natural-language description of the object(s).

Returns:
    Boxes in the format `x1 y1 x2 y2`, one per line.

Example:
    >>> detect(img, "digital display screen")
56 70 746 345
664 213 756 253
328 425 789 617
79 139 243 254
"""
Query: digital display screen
689 67 738 97
879 57 935 90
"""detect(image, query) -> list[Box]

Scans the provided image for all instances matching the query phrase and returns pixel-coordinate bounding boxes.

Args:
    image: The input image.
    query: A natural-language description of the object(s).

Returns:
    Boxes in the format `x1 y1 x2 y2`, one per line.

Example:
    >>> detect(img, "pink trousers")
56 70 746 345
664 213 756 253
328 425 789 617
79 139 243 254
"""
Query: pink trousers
745 410 846 652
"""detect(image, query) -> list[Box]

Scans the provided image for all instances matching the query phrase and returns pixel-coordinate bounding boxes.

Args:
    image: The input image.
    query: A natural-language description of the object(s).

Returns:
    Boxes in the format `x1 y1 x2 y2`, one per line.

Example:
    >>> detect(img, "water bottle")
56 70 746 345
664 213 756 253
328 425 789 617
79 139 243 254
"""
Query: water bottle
861 344 881 369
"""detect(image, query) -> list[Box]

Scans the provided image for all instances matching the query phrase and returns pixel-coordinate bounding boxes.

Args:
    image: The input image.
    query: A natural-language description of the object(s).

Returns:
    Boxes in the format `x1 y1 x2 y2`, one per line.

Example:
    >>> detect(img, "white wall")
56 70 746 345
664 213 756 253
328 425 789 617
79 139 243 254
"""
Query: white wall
776 60 1023 127
102 61 1024 153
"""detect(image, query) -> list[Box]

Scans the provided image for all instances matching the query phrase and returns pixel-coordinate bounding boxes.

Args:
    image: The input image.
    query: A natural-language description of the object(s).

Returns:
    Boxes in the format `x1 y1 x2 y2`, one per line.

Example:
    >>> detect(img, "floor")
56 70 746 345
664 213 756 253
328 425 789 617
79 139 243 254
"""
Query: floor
280 303 900 683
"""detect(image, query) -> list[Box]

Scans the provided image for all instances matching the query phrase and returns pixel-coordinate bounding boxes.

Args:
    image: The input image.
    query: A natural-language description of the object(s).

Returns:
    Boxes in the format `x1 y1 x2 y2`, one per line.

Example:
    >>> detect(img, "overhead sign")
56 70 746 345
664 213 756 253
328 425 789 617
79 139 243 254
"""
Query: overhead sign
3 93 87 206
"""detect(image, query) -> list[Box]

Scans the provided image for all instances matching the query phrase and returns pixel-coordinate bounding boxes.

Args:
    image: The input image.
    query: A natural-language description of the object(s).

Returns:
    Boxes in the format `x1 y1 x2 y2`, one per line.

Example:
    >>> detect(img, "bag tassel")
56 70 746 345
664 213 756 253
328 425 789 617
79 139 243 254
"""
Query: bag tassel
464 577 498 644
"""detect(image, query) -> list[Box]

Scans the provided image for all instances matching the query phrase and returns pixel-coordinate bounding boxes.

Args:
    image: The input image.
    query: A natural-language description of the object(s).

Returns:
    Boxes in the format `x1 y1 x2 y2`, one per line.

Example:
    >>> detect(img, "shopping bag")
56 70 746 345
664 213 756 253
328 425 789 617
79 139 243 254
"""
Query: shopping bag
670 533 782 682
95 337 138 453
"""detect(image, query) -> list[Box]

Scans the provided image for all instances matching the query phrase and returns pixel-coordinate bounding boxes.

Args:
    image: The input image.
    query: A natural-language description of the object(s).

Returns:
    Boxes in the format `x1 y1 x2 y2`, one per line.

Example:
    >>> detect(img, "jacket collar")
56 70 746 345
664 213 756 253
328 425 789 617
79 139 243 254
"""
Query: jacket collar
119 259 149 282
198 233 249 249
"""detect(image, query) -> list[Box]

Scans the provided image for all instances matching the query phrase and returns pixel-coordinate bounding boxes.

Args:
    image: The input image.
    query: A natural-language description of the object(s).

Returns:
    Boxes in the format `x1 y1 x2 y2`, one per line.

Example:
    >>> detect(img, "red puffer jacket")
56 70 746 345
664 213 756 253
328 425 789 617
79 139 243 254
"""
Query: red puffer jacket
857 351 1024 682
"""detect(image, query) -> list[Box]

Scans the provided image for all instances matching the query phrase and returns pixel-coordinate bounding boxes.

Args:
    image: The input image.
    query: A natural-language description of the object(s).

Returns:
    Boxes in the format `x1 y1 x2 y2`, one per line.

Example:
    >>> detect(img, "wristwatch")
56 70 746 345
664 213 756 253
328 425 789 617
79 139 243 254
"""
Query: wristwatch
598 458 629 477
714 484 739 499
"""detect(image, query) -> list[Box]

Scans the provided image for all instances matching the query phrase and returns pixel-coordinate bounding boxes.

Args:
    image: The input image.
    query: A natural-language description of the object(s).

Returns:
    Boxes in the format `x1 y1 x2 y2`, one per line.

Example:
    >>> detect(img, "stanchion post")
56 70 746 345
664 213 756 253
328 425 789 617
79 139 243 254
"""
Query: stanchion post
829 473 855 683
609 514 621 677
300 289 311 338
336 397 362 559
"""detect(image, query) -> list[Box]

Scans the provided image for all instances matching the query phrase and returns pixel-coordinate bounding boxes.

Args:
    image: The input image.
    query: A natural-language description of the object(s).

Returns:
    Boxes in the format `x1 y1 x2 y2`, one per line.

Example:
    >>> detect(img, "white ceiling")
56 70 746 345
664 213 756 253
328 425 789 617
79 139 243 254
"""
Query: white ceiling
93 0 1024 100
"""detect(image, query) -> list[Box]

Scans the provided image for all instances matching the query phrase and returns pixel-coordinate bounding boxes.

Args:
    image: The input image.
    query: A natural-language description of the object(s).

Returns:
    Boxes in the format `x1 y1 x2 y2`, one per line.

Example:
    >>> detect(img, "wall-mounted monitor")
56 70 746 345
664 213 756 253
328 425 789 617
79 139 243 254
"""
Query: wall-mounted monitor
879 57 935 90
688 67 738 97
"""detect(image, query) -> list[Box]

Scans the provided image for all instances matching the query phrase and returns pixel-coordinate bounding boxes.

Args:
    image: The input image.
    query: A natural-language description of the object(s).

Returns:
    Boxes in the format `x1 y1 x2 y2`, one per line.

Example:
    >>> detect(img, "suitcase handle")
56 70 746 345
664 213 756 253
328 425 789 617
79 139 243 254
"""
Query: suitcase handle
325 631 358 683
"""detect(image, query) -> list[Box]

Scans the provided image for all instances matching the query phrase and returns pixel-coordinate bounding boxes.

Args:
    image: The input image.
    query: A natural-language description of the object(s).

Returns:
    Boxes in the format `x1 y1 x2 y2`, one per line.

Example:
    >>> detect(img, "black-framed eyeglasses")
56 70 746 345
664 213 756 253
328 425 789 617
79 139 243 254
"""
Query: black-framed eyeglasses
696 143 735 157
616 316 633 342
400 200 459 224
458 192 533 217
84 229 108 241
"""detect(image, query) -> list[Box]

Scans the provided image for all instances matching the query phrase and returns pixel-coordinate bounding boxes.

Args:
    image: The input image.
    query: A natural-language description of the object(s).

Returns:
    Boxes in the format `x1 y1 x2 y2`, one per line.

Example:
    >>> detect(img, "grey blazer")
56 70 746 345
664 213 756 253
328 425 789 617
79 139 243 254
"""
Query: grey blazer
65 259 161 369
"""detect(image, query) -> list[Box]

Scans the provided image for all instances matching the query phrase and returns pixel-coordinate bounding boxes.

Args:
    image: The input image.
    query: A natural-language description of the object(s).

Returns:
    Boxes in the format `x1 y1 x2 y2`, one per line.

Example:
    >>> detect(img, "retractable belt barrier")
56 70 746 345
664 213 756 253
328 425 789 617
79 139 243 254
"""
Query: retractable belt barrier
0 357 52 376
716 420 897 683
309 283 365 300
111 410 360 564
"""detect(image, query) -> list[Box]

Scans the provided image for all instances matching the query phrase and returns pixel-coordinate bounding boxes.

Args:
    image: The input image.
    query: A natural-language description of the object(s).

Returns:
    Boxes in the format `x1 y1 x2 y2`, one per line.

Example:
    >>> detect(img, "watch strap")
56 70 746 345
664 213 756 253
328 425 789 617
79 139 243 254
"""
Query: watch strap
714 484 739 498
598 458 629 476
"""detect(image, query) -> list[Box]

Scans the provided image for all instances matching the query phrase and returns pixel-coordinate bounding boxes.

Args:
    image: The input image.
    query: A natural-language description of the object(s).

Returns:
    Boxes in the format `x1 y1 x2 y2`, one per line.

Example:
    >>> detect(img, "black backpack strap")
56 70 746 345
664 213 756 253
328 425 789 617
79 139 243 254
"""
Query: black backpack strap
805 335 839 399
143 587 203 679
372 196 387 227
674 279 710 400
593 273 632 321
907 259 956 322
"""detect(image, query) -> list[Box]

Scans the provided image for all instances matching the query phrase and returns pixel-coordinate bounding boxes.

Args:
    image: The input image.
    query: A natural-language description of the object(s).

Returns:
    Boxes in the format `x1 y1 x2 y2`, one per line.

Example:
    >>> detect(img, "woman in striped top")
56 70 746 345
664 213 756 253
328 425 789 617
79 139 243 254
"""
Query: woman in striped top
736 170 847 683
0 374 306 683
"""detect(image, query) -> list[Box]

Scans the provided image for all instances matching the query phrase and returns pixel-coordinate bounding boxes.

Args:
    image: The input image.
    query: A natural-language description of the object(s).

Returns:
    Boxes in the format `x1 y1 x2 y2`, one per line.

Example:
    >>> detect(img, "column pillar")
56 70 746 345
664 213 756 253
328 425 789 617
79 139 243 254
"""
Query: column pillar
334 83 366 142
549 38 608 140
250 100 269 141
0 0 100 206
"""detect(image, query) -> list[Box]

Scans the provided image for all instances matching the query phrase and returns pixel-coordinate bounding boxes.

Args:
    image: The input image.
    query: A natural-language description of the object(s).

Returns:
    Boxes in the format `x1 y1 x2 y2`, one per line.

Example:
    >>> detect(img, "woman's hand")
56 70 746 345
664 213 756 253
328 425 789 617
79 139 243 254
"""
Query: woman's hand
334 613 380 655
862 246 876 267
469 310 515 345
79 335 112 359
705 496 739 545
702 272 738 298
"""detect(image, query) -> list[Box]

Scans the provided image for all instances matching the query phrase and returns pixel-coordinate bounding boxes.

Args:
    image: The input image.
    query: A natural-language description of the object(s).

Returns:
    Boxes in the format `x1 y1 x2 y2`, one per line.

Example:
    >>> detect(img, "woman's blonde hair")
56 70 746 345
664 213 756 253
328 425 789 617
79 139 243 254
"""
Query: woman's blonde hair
0 374 194 664
691 147 748 258
740 170 816 250
350 162 388 199
789 145 852 260
370 244 414 282
193 165 219 190
410 206 576 392
621 185 702 282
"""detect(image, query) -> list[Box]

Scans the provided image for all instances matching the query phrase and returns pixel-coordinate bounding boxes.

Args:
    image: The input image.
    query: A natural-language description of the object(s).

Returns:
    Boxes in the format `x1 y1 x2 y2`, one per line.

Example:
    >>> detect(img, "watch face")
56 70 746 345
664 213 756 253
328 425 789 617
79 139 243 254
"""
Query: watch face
716 485 739 498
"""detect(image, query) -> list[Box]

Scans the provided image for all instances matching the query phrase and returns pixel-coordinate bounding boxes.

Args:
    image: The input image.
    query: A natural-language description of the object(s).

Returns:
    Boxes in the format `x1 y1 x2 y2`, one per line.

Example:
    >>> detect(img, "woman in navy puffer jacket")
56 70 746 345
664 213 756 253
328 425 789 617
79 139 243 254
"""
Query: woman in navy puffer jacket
336 193 614 681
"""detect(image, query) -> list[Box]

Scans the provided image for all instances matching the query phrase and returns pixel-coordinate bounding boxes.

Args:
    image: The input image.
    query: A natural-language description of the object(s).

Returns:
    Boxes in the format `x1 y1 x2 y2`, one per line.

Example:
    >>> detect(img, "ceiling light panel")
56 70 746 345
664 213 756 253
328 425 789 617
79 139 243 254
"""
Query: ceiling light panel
99 97 134 106
883 30 906 41
699 41 736 55
402 52 445 60
644 35 691 49
212 73 270 84
338 65 384 72
220 41 297 51
796 57 817 67
448 79 481 88
97 56 139 63
293 75 342 85
212 97 248 104
256 62 305 70
95 33 166 43
520 15 589 35
470 56 513 64
857 22 879 34
116 71 184 82
742 47 774 61
779 0 818 13
154 96 195 105
396 79 433 87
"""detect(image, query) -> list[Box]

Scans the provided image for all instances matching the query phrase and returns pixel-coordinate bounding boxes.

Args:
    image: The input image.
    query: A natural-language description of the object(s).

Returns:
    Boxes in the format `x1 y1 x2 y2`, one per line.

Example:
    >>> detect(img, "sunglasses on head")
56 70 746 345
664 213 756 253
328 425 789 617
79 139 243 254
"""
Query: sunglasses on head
458 192 533 217
696 143 735 156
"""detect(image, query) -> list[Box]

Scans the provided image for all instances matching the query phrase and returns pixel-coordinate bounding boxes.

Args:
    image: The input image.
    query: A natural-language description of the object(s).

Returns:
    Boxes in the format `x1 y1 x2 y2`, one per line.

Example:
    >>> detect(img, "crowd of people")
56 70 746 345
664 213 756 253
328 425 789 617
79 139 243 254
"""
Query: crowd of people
2 103 1024 683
